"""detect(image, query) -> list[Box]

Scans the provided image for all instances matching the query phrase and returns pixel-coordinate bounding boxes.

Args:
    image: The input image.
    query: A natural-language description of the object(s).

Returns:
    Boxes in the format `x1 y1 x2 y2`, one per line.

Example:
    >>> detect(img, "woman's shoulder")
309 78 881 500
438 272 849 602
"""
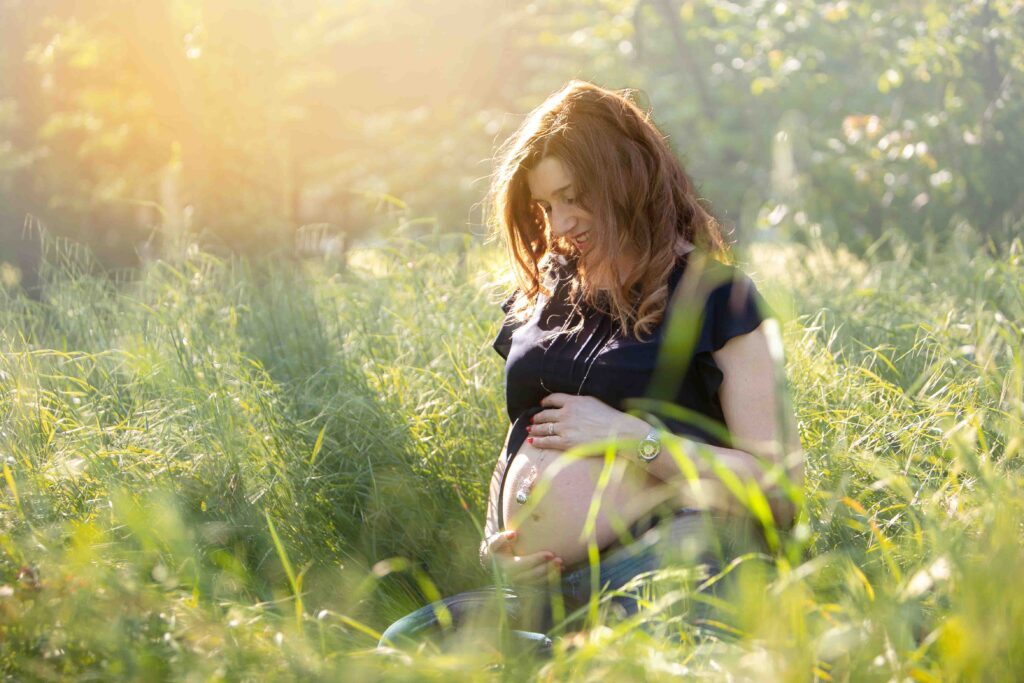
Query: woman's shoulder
670 251 769 353
671 244 755 293
497 253 567 306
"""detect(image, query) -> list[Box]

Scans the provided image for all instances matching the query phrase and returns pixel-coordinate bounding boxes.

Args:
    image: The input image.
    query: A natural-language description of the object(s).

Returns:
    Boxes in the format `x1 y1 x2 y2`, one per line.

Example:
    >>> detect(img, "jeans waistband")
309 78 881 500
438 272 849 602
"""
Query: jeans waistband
560 506 703 575
622 505 702 546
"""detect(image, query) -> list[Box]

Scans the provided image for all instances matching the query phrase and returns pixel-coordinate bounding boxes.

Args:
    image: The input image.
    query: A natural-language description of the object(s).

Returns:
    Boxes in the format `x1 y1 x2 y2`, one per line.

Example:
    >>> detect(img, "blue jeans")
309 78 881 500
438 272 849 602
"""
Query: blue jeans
377 508 750 654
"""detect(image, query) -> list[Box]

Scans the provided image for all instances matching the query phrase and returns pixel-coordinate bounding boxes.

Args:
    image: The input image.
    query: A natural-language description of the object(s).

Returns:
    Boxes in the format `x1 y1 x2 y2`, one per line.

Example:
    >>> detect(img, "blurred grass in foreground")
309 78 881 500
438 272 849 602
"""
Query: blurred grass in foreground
0 230 1021 680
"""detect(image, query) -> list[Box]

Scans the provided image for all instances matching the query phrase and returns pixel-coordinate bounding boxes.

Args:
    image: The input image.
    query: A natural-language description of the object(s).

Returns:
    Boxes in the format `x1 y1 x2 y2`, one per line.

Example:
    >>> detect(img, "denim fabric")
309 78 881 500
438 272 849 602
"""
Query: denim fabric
377 508 746 654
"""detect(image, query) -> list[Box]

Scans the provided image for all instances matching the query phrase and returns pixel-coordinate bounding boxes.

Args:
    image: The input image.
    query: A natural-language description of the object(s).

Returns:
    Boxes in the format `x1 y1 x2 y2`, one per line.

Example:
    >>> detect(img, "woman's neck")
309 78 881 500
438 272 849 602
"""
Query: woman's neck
582 238 693 291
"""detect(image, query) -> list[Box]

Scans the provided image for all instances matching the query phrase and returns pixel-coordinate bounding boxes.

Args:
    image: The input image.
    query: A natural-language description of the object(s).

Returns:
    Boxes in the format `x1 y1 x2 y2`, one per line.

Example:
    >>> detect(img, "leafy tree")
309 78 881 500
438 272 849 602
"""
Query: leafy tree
2 0 1020 269
518 0 1023 249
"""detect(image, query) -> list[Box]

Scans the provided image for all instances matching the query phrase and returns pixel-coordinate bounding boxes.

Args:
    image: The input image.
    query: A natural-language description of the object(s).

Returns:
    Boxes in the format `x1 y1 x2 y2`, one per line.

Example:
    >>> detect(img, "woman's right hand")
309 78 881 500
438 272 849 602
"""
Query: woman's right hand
481 530 563 584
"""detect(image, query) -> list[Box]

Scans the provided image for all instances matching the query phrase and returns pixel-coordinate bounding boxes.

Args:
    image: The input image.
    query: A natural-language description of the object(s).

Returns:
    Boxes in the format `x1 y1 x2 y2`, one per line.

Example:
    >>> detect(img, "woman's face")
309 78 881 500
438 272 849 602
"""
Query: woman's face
526 156 596 256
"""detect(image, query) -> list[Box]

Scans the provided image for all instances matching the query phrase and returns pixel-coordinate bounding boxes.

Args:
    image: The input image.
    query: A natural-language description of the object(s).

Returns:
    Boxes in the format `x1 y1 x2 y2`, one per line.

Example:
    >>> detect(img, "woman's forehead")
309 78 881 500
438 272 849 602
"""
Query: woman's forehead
527 157 574 200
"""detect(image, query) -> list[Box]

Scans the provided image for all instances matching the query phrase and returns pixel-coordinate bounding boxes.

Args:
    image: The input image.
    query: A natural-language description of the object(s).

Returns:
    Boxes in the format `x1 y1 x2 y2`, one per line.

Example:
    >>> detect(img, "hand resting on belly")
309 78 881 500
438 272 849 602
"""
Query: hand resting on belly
502 440 680 567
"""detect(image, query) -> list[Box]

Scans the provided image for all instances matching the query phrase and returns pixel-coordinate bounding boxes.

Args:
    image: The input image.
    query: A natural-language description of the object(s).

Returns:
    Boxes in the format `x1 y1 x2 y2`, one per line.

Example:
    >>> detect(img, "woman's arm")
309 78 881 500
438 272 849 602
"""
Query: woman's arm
528 323 803 525
620 323 803 524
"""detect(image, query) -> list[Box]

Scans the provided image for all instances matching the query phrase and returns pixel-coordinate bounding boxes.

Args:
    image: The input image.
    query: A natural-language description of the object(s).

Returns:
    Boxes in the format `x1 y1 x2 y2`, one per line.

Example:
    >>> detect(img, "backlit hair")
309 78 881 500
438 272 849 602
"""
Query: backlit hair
488 80 730 339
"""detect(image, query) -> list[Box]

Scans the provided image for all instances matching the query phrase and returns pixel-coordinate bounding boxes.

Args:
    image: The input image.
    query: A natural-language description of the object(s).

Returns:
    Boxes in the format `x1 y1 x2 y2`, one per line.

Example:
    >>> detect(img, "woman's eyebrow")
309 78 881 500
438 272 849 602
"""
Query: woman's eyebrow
531 183 573 202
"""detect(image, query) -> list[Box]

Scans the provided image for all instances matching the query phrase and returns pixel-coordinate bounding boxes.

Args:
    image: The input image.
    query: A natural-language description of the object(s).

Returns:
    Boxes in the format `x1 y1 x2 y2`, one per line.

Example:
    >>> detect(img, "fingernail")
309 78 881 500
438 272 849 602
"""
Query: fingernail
507 530 517 539
527 437 534 444
526 426 532 433
529 416 534 424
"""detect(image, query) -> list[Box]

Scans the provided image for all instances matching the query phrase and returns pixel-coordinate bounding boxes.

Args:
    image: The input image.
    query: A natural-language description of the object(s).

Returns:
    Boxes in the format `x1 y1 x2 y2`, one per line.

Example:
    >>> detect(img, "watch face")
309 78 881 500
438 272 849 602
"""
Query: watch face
639 439 658 460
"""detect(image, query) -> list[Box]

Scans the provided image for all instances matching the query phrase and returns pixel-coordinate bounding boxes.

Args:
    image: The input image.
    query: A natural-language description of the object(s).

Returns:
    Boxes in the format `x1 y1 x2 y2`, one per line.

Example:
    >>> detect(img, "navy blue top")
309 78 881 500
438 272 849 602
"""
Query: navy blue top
492 251 768 464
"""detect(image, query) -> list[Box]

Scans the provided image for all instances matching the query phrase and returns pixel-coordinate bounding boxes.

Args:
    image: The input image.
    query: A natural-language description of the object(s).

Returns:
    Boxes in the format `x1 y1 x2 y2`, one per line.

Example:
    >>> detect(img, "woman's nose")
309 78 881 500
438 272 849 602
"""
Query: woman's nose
550 205 576 236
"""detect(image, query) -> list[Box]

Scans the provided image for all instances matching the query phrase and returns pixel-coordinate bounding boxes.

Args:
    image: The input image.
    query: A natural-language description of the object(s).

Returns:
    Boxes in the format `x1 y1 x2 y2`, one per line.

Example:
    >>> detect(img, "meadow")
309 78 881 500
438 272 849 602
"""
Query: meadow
0 228 1022 681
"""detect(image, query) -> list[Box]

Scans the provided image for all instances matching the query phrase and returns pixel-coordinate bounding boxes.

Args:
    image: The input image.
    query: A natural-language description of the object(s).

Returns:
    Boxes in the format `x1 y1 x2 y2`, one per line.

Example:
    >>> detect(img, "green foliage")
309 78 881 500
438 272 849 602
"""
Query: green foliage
0 0 520 265
3 1 1021 269
524 0 1024 248
0 229 1021 679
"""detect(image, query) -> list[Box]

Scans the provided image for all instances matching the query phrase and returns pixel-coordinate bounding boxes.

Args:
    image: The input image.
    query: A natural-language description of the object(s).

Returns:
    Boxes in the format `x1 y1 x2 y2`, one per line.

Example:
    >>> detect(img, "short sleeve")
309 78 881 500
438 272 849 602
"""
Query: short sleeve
653 267 770 447
695 269 769 354
491 259 566 360
491 292 520 360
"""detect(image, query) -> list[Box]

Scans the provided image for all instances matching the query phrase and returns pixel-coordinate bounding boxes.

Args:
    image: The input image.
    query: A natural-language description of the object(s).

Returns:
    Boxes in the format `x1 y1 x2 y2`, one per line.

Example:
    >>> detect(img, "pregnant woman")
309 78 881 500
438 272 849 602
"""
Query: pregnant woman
378 80 802 653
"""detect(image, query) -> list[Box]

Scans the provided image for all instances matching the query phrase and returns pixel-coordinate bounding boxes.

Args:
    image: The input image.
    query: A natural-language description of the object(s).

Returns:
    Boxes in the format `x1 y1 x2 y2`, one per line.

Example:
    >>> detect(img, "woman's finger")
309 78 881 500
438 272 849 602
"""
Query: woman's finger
540 393 571 409
529 408 560 425
512 550 556 571
525 435 567 451
514 561 562 584
499 550 555 577
486 530 517 554
526 420 561 439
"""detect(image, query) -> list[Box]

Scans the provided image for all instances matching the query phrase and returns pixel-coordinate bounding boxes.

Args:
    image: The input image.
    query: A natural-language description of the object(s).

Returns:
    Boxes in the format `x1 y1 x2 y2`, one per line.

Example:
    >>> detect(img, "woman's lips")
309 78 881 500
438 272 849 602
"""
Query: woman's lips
572 232 590 248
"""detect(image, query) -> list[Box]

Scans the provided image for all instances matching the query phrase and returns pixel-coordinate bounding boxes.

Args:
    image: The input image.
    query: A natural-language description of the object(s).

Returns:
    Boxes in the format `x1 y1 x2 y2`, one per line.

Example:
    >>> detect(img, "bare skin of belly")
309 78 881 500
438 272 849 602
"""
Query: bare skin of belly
502 440 682 567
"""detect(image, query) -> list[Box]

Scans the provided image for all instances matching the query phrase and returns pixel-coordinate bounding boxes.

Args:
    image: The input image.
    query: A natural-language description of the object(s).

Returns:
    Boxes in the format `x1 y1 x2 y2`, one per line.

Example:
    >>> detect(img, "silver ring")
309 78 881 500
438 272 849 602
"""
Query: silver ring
548 422 554 436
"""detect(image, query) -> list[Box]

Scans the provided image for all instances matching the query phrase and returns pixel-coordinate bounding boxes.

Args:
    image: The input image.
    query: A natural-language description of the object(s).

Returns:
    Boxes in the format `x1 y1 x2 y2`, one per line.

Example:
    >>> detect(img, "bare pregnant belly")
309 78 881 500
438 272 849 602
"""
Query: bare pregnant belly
502 441 680 566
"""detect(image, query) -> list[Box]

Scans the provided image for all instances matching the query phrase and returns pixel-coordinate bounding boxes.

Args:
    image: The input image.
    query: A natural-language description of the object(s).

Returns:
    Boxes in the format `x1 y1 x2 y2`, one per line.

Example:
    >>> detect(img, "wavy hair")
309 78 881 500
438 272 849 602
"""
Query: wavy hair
488 80 730 339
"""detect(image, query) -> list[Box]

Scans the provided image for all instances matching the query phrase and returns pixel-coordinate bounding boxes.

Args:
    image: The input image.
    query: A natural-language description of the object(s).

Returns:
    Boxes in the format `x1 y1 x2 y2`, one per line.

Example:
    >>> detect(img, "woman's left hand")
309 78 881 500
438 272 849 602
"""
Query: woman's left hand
527 393 649 452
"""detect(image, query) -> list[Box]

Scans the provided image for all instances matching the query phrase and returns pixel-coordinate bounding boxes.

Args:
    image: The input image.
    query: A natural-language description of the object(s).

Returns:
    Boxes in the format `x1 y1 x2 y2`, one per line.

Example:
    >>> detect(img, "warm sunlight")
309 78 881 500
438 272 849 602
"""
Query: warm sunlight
1 1 1021 679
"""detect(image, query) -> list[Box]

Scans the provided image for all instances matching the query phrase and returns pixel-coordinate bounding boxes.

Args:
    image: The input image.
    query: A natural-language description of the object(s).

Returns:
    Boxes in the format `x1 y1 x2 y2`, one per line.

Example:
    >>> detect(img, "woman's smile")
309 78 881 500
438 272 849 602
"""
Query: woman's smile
570 231 590 248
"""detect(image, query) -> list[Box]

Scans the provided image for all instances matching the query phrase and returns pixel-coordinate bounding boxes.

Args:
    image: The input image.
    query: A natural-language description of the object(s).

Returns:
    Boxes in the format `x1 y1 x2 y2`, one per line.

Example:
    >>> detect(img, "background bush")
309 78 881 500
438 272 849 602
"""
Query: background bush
2 0 1021 277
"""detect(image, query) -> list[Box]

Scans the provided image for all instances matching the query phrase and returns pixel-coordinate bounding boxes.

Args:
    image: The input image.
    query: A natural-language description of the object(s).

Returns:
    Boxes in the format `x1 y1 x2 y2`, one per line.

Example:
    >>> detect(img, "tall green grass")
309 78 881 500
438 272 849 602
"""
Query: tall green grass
0 230 1021 680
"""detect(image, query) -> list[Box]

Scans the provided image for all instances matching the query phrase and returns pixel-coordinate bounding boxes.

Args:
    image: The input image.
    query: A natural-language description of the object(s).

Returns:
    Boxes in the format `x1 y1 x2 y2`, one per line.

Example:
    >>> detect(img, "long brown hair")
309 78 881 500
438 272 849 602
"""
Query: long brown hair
488 80 729 338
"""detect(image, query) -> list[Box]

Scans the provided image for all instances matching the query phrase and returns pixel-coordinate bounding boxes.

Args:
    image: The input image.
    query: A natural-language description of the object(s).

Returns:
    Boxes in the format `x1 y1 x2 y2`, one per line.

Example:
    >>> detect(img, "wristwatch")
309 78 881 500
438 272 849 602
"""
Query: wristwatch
637 427 661 463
